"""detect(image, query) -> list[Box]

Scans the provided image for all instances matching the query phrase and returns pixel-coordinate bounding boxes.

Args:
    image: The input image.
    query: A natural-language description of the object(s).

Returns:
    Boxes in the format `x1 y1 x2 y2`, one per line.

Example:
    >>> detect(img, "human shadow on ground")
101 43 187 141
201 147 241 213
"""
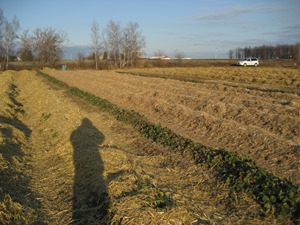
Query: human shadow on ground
71 118 110 224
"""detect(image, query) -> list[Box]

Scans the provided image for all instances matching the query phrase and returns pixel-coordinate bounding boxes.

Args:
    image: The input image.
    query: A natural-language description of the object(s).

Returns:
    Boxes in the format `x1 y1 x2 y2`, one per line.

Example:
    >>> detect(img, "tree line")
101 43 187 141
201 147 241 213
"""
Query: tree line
0 8 146 70
1 7 299 70
228 43 300 61
0 9 68 69
91 20 145 69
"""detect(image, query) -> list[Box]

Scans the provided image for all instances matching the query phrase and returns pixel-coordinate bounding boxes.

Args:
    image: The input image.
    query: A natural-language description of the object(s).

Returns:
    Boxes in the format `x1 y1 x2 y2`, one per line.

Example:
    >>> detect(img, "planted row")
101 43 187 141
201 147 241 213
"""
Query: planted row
38 70 300 221
134 118 300 219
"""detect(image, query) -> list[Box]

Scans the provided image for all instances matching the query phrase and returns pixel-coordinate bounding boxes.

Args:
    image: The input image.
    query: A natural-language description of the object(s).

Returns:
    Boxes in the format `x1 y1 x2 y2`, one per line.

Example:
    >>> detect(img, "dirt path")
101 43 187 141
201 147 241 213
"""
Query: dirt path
43 69 300 186
0 70 288 224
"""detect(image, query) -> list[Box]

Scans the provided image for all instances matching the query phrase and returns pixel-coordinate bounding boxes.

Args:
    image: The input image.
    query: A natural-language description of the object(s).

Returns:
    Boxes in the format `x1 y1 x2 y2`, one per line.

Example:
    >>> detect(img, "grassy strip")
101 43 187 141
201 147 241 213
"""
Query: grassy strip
38 71 69 88
37 70 300 221
136 121 300 220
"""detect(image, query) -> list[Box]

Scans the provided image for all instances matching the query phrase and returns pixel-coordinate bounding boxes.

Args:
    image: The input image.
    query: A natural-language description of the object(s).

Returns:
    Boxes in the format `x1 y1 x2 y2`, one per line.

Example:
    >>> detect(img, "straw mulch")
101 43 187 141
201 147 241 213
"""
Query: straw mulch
0 70 290 224
0 71 41 224
44 68 300 186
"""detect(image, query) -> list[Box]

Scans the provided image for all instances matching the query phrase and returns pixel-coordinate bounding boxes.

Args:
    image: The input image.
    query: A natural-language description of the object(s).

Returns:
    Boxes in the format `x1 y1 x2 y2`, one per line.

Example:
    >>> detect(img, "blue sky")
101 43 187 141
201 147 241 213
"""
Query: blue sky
1 0 300 59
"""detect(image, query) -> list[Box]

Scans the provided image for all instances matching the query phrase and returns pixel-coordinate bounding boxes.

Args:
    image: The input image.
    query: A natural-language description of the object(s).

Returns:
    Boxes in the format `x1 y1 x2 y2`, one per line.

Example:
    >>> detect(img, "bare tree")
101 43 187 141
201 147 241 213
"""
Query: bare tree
230 43 300 60
235 48 244 59
19 29 33 61
243 46 252 58
0 9 4 53
228 49 234 59
295 42 300 62
32 27 67 67
2 16 20 70
0 9 4 69
123 22 146 67
104 20 146 68
77 52 85 61
91 20 102 69
154 49 165 58
174 49 185 66
174 49 185 58
104 20 122 68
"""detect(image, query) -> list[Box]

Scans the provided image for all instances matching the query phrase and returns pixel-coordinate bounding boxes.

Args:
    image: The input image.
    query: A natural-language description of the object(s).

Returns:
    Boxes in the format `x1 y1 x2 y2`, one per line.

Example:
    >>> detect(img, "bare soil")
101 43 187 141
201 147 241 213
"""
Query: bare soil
43 68 300 187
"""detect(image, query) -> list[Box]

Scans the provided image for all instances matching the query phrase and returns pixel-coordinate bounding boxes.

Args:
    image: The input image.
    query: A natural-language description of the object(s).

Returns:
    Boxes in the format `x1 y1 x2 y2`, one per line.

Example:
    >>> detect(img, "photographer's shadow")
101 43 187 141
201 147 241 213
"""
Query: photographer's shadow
71 118 110 224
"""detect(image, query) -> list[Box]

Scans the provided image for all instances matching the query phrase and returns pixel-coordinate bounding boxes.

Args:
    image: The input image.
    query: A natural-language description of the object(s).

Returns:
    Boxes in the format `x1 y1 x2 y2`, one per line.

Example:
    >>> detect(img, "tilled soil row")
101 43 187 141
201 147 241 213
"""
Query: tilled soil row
0 70 288 224
43 68 300 185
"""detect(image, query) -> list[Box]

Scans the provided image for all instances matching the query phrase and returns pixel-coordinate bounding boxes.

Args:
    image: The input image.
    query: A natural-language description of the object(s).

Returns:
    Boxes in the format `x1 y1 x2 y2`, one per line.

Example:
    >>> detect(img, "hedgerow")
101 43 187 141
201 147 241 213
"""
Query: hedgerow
37 70 300 222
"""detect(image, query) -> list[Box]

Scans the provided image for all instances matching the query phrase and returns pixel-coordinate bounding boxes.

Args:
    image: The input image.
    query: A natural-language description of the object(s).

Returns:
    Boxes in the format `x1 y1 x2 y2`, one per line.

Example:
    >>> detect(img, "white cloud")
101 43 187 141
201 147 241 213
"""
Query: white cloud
193 6 277 21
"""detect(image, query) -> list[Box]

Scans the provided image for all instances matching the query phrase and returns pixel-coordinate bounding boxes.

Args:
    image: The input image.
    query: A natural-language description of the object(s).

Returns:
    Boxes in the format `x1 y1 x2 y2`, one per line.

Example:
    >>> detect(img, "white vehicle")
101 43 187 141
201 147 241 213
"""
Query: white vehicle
237 58 259 66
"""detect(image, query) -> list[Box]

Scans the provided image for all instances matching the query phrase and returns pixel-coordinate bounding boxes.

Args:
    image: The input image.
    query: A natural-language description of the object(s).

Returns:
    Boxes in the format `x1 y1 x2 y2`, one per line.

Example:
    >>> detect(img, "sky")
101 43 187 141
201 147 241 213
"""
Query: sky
1 0 300 59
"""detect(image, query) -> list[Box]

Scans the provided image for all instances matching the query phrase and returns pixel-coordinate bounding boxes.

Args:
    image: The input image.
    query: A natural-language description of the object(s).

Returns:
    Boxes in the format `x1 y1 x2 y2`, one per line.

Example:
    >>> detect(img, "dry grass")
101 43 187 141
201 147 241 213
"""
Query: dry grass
0 71 40 224
119 67 300 89
44 68 300 186
0 70 291 224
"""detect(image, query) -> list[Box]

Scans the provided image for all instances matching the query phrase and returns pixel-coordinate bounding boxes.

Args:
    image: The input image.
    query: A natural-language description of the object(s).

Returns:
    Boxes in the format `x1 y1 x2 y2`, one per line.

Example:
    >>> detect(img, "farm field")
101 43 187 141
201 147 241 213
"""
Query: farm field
44 67 300 186
118 67 300 93
0 68 299 224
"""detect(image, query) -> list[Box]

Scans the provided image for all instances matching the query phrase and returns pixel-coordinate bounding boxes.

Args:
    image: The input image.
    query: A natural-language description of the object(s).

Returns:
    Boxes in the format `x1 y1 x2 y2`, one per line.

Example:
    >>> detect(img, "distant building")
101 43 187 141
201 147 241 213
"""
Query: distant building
149 55 171 60
161 56 171 60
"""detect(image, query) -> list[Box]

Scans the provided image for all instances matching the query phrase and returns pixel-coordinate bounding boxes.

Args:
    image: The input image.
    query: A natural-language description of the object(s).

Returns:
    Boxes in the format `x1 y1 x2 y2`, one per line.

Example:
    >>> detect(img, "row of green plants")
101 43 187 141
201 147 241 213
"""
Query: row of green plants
37 70 300 222
136 121 300 219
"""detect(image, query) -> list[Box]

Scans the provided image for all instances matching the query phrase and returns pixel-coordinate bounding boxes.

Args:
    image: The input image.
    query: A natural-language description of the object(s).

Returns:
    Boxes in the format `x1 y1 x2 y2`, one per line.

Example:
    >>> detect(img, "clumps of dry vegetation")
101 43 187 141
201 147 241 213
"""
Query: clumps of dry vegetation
1 69 299 224
38 70 300 222
43 68 300 187
0 73 40 224
118 67 300 89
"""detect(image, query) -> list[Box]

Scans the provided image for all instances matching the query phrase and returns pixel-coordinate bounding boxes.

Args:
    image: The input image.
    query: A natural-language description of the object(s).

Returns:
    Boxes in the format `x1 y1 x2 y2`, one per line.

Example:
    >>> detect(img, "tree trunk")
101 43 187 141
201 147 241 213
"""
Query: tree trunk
6 54 9 70
95 52 98 70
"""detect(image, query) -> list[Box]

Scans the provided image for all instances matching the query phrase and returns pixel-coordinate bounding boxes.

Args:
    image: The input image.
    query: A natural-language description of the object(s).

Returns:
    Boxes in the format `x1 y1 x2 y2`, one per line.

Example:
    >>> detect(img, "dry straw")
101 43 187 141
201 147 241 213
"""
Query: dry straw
1 70 297 224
